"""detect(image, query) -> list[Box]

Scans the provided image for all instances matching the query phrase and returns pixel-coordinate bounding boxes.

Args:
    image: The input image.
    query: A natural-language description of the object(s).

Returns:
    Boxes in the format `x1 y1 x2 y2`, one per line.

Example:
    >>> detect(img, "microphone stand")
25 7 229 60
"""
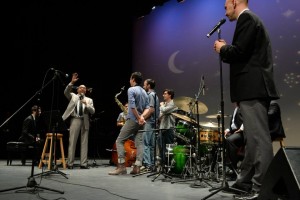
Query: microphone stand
0 69 64 194
201 27 243 200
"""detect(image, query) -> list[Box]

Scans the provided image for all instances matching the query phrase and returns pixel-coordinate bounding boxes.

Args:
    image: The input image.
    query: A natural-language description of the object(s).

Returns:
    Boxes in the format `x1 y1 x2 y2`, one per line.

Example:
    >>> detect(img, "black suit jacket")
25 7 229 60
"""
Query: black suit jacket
19 115 40 144
220 10 279 102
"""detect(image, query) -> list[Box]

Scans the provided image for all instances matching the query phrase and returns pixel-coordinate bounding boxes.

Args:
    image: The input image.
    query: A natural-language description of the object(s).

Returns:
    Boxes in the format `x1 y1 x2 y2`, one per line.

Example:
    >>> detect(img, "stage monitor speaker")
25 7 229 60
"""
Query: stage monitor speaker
258 147 300 200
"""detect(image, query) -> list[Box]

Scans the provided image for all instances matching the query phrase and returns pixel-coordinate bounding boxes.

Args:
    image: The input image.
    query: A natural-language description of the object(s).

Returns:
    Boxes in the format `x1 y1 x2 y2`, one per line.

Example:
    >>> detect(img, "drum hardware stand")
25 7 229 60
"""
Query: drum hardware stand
207 143 222 182
0 69 65 194
146 128 174 182
202 27 245 200
206 115 223 182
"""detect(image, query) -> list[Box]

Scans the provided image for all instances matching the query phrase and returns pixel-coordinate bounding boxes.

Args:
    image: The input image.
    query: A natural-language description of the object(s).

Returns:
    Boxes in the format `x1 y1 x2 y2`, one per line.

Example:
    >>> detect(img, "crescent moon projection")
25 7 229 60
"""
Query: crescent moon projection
168 51 184 74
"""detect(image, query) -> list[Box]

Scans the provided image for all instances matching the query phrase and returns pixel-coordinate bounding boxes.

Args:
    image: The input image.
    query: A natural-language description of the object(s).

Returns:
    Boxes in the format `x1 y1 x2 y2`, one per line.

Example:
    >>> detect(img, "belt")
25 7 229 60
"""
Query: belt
73 116 84 119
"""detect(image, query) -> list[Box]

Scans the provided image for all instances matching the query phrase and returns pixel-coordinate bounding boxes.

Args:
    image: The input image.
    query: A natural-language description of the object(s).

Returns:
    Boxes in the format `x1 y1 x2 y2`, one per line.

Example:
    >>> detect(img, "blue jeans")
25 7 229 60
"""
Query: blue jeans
142 122 156 167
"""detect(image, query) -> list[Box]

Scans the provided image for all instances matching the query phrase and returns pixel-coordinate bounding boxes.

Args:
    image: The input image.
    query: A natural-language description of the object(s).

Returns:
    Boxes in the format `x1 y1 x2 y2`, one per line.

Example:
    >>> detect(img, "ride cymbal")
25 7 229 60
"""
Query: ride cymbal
206 113 231 119
199 121 221 128
173 96 208 114
171 113 198 124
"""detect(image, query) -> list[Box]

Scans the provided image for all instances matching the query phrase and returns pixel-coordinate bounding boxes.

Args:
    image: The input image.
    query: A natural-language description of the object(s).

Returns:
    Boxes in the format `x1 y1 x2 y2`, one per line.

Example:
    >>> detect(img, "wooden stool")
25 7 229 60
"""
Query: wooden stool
39 133 66 170
273 137 285 148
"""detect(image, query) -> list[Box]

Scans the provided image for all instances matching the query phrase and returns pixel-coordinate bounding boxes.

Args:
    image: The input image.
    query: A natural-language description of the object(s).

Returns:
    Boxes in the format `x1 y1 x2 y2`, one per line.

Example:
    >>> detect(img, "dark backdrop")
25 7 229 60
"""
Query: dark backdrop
1 1 135 159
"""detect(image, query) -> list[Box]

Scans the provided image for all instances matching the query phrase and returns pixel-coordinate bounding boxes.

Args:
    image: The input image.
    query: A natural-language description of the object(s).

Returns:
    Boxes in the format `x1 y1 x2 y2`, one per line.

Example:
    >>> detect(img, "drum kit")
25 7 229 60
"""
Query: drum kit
163 96 230 180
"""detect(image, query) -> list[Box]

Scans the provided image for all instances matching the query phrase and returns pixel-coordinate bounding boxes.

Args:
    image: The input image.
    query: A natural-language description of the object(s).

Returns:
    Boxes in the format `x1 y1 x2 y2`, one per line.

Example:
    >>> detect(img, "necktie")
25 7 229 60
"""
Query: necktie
79 101 83 116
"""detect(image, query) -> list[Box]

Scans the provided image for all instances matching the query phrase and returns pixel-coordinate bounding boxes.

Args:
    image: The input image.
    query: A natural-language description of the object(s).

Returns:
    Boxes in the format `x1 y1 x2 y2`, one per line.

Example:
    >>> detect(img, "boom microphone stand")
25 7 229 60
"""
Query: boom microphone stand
0 69 64 194
0 133 64 194
33 110 68 179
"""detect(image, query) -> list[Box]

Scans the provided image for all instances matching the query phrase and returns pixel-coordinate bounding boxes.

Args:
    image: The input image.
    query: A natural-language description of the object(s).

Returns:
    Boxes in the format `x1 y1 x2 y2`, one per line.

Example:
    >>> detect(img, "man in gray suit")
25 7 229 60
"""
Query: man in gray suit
214 0 279 199
62 73 95 169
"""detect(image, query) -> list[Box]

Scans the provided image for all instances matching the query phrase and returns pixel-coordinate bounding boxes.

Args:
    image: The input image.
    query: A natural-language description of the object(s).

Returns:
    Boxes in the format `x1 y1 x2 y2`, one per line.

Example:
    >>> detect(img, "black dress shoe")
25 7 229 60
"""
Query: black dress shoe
234 190 259 200
222 183 250 195
68 165 74 169
227 173 237 181
80 165 89 169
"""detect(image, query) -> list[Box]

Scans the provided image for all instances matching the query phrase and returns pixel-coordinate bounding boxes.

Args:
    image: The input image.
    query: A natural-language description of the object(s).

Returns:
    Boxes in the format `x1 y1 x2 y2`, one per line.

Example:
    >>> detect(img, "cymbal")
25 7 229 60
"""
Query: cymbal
173 96 208 114
171 113 197 124
206 113 231 119
199 121 221 128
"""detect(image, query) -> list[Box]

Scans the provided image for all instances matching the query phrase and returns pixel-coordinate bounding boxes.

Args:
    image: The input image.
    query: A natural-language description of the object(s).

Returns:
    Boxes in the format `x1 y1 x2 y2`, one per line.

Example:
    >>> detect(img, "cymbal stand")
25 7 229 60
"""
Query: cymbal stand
171 76 212 188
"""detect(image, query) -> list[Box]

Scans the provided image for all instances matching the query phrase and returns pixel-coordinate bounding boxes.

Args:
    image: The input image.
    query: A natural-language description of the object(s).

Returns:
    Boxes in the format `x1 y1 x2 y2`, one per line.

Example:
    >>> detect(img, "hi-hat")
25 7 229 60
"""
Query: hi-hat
199 121 221 128
206 113 231 119
171 113 197 124
173 96 208 114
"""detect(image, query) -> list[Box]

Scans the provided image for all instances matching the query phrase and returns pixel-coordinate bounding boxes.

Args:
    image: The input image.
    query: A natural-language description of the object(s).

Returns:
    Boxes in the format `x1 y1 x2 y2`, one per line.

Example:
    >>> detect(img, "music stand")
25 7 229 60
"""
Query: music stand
33 110 68 179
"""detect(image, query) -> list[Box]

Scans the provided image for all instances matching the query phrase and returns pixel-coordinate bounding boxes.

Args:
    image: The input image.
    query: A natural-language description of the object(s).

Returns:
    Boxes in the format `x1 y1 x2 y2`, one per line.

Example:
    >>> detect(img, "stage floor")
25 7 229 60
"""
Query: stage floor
0 159 236 200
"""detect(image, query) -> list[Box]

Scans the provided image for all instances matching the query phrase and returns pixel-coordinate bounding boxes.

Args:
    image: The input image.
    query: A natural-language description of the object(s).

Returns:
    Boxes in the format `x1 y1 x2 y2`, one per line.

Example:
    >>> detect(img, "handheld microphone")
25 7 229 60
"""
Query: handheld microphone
51 68 69 78
206 18 226 38
79 93 84 100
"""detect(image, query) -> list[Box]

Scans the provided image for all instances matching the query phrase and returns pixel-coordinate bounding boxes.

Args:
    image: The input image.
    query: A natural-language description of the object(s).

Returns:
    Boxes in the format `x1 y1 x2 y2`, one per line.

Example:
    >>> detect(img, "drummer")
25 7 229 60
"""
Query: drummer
157 89 178 166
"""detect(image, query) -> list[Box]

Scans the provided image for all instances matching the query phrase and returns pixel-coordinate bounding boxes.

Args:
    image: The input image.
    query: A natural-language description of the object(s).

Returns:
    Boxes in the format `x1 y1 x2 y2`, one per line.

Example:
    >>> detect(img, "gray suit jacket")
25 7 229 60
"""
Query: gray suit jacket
62 84 95 129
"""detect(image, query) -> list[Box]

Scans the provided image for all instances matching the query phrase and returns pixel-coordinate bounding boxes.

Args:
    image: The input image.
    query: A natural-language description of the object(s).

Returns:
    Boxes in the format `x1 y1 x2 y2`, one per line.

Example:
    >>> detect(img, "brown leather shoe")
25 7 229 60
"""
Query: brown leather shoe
130 165 140 175
108 163 127 175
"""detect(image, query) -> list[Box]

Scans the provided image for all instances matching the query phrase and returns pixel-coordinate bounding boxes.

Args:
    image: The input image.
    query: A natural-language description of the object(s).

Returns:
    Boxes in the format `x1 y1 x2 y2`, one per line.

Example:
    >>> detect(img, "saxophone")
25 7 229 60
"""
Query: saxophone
115 86 127 116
